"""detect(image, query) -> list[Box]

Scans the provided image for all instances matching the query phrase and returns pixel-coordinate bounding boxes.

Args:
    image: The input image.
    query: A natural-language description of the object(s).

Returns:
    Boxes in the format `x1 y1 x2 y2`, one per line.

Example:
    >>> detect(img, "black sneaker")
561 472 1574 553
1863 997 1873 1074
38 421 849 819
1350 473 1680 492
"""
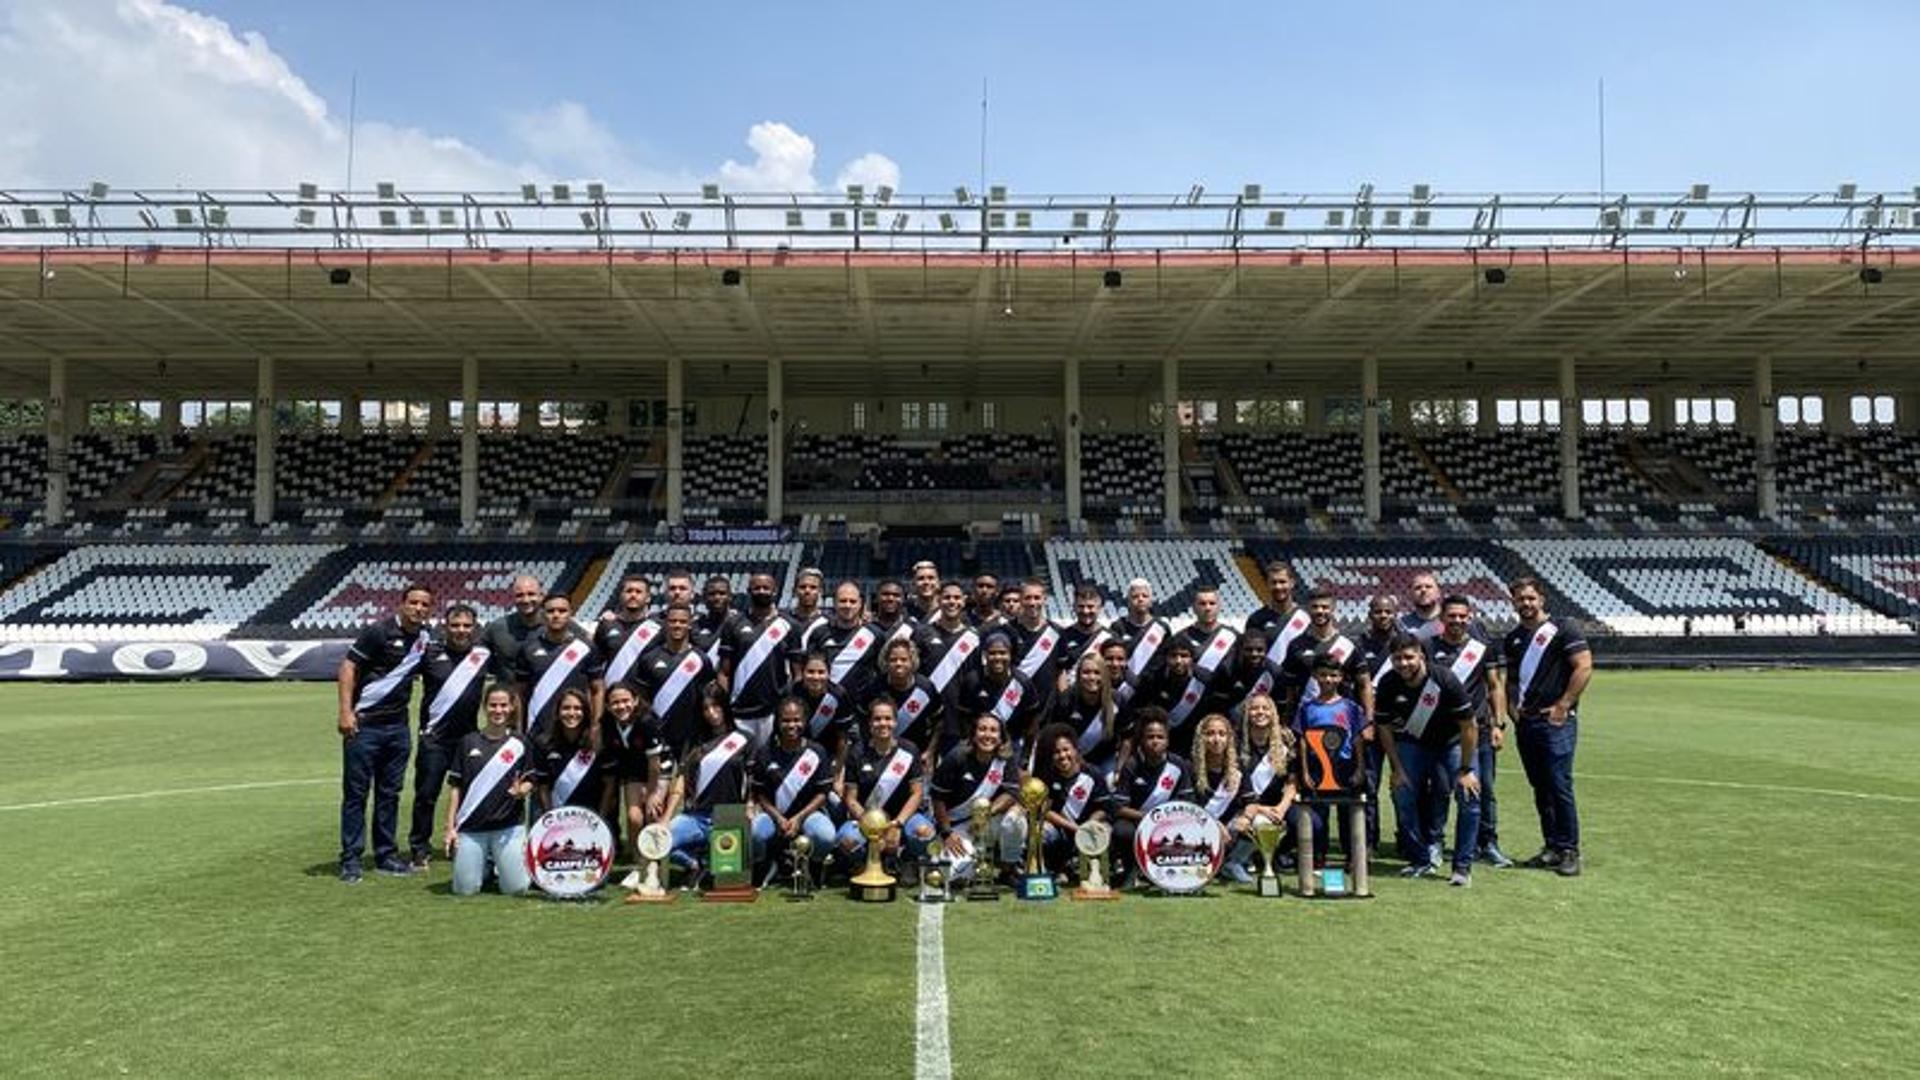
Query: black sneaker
375 857 418 876
409 850 432 872
1555 850 1583 877
339 863 364 884
1521 848 1563 870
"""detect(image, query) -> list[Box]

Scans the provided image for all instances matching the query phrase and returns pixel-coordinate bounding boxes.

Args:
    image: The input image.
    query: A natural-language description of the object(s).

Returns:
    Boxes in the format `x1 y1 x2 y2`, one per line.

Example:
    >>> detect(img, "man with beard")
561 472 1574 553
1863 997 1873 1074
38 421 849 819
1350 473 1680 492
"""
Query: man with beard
1129 637 1208 759
1279 589 1370 721
409 603 490 870
1213 630 1282 722
1428 594 1511 869
481 573 562 681
595 574 660 691
336 583 433 882
1246 561 1311 679
1502 577 1592 877
515 592 602 737
1399 571 1444 640
1054 585 1114 694
720 572 797 750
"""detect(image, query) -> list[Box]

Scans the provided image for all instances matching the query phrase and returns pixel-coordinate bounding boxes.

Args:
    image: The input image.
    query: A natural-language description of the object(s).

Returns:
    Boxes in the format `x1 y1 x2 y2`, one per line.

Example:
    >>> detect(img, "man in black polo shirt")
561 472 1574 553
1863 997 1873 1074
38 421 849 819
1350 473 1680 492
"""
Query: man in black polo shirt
336 582 434 882
1055 585 1114 693
694 575 743 666
480 573 545 681
1006 577 1063 713
1245 561 1309 667
408 603 490 870
1427 593 1511 869
516 593 602 737
1502 576 1593 877
595 574 660 690
721 572 797 749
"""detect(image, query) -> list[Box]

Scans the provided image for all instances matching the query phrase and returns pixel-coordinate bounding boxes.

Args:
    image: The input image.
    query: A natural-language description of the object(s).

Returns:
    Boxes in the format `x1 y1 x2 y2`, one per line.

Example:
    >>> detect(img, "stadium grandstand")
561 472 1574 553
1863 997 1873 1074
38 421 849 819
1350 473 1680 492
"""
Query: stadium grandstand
2 183 1919 675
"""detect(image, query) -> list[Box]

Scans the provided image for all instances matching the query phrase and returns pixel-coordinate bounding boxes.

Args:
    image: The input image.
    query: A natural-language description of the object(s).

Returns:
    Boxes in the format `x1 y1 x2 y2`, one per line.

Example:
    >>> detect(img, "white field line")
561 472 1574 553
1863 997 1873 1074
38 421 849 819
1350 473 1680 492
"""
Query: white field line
915 900 953 1080
1577 772 1918 805
0 777 332 813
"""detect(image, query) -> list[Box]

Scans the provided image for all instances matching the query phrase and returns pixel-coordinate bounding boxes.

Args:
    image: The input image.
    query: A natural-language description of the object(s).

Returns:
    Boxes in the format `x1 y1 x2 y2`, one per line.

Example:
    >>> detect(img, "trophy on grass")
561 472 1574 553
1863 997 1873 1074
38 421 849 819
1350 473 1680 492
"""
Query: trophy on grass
850 808 898 903
786 834 815 901
1253 817 1284 898
701 802 757 903
916 855 954 903
963 797 1001 901
1072 820 1118 901
1015 777 1057 901
623 823 677 905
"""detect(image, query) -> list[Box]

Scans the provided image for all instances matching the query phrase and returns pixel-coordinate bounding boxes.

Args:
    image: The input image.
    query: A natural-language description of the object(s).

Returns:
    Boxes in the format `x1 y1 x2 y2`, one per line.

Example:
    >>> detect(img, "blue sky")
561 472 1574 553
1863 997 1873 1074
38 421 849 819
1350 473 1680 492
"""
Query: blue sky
3 1 1915 195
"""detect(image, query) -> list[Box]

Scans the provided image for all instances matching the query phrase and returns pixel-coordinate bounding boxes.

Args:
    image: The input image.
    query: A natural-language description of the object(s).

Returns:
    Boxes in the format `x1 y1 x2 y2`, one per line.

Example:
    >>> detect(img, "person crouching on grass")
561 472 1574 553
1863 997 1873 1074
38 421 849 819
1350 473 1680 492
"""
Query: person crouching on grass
445 687 536 897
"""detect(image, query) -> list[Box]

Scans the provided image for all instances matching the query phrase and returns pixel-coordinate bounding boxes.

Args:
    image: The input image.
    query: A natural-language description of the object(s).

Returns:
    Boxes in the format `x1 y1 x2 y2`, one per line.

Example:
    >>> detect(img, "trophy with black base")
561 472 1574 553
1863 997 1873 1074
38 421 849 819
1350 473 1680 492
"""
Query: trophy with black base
849 808 898 903
963 797 1001 901
1072 820 1117 901
916 856 953 903
786 834 815 901
1292 724 1373 901
1015 778 1057 901
1253 817 1284 898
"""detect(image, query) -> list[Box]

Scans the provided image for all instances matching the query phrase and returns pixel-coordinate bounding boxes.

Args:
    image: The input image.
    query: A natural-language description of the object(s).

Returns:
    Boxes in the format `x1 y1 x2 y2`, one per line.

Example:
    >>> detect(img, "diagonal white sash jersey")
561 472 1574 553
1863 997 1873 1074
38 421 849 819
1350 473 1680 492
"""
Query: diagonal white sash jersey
1518 622 1559 708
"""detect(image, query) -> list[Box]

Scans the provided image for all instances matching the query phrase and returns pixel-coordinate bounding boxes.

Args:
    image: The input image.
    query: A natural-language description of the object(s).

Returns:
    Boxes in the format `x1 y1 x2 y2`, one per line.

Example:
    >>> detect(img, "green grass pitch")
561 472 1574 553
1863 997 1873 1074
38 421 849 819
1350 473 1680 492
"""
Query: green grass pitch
2 671 1916 1078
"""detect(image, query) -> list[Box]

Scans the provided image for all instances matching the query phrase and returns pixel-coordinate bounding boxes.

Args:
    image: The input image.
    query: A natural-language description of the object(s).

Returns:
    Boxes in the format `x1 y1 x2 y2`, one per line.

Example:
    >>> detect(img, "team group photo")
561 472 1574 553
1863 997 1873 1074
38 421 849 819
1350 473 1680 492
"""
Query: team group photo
2 2 1916 1077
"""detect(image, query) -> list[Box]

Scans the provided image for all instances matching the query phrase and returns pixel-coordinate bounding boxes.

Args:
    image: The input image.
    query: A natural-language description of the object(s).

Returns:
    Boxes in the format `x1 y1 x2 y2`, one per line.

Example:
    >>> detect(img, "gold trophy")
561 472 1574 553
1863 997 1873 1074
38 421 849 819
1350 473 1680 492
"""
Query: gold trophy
622 823 677 905
849 808 897 902
786 834 815 902
964 796 1000 901
1252 817 1283 898
1016 777 1057 901
1072 820 1118 901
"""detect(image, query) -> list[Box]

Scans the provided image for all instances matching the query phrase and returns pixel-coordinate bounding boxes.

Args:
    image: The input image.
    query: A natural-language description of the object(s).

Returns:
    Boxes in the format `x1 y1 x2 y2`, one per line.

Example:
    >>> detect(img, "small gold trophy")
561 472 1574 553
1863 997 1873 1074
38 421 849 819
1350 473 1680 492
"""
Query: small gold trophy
849 808 897 903
1072 820 1118 901
1016 777 1056 901
964 796 1000 901
1253 817 1283 898
787 834 815 902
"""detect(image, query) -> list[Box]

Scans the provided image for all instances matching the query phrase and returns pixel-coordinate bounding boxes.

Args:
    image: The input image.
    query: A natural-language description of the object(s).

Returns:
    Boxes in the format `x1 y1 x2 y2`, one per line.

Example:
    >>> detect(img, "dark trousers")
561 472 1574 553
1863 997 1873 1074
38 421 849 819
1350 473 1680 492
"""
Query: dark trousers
1475 734 1500 850
341 722 412 868
408 733 459 859
1517 715 1580 852
1363 742 1384 849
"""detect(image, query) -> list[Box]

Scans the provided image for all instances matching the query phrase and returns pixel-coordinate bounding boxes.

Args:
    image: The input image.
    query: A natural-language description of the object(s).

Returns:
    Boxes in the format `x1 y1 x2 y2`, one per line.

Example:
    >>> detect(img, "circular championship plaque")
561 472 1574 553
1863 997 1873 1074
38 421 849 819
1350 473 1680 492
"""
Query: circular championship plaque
527 807 615 898
1133 801 1224 894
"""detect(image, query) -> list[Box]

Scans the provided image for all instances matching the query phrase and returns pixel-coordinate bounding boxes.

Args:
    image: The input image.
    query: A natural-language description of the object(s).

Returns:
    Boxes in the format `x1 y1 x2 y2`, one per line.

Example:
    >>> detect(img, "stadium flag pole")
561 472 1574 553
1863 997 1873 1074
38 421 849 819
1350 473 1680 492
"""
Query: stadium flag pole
1597 76 1606 200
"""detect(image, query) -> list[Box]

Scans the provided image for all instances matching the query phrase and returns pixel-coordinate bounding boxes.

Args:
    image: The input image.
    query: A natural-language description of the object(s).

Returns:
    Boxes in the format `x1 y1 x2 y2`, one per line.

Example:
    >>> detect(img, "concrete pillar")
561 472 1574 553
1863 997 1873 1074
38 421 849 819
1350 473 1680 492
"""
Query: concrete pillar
1559 354 1581 520
460 356 479 527
253 355 276 526
341 394 363 439
1754 355 1777 520
46 357 69 525
1304 393 1326 434
1161 354 1181 524
1065 353 1084 525
666 356 685 525
1649 390 1675 434
608 397 631 436
159 396 182 437
1361 354 1381 523
519 398 541 431
428 397 451 438
63 393 88 436
1476 394 1498 434
766 356 784 523
1390 395 1412 434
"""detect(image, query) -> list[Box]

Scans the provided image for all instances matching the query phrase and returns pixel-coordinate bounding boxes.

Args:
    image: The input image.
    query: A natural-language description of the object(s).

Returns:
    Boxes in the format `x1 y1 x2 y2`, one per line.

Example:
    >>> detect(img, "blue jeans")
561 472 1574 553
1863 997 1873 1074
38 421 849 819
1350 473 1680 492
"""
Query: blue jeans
1393 739 1481 873
752 810 838 868
668 810 713 869
341 722 411 868
1517 716 1580 852
451 825 531 896
1475 732 1500 851
835 812 936 862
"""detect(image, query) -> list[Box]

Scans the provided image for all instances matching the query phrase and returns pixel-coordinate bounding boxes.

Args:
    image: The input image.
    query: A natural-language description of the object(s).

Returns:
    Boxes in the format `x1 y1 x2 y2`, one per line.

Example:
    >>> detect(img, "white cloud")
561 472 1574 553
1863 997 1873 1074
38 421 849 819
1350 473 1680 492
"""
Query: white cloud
835 152 902 196
0 1 894 199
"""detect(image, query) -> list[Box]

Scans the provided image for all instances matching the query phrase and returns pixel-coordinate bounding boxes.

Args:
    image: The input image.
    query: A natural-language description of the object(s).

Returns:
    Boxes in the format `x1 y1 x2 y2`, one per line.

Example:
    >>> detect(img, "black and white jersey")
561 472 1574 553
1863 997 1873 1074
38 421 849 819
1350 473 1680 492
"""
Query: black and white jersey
632 643 715 763
1375 664 1474 750
1108 614 1173 677
720 611 797 720
594 611 660 688
918 619 984 690
855 673 945 753
1397 610 1442 641
693 608 744 667
1050 691 1120 766
1354 627 1399 691
515 628 602 735
417 637 489 740
347 616 429 725
1238 747 1293 806
1278 628 1366 706
945 669 1045 750
534 736 609 811
749 739 833 815
1195 765 1244 822
1116 753 1197 812
601 710 660 783
930 748 1021 819
482 612 584 682
447 730 531 833
1054 621 1115 683
808 619 884 697
1426 632 1497 721
1502 619 1591 719
1044 768 1114 825
678 729 751 812
1174 622 1240 686
1005 618 1065 707
841 738 924 819
794 680 855 760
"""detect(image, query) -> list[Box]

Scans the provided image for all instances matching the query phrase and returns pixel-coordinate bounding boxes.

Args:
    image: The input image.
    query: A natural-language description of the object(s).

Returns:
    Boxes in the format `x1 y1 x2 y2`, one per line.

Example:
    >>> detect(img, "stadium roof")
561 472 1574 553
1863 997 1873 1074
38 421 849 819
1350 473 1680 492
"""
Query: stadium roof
1 185 1917 399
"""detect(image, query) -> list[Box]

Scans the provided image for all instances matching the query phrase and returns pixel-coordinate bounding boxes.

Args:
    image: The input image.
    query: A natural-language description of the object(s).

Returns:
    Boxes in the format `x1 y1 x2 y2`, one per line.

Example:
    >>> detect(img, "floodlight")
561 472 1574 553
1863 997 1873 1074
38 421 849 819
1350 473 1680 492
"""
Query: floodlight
1601 208 1621 228
294 208 315 227
639 211 657 230
989 185 1007 203
521 183 539 202
377 181 396 200
672 211 692 230
1635 208 1657 227
378 209 399 227
138 209 159 228
87 181 109 200
579 210 597 229
1186 184 1204 205
890 213 909 232
1071 210 1090 229
1383 209 1402 227
494 210 512 229
1325 209 1345 227
861 210 879 227
785 210 804 228
298 182 319 201
586 182 605 201
1243 183 1262 203
172 208 194 226
1411 183 1432 201
875 185 894 205
1667 209 1687 229
205 207 227 226
1689 183 1709 200
938 212 957 232
829 210 848 229
437 208 457 227
1411 209 1431 228
954 186 972 204
1265 210 1286 228
551 183 571 202
846 184 864 202
52 208 72 226
1837 182 1857 200
1013 210 1031 229
702 183 721 201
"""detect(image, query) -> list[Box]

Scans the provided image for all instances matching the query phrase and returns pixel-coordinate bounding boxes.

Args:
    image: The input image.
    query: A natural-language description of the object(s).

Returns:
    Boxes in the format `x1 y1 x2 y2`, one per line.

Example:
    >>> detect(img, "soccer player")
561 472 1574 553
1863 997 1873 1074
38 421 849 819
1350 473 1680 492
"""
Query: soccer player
1052 652 1120 778
630 604 716 774
1245 561 1310 667
336 581 433 883
1289 655 1371 872
595 574 660 691
1112 710 1196 886
1427 594 1512 868
720 571 796 750
945 632 1044 760
810 580 881 696
1213 630 1281 721
1502 576 1593 877
1030 723 1114 878
748 697 836 884
967 573 1002 627
444 686 536 897
693 575 742 666
515 592 602 737
661 568 697 612
856 638 944 757
480 573 547 681
1373 634 1479 885
836 698 936 876
1054 585 1114 692
1108 578 1172 681
930 713 1027 883
1006 577 1063 710
1353 593 1401 849
663 685 753 884
1227 693 1298 874
409 602 489 870
919 579 982 694
534 688 608 813
601 683 660 867
1174 585 1239 687
1191 714 1247 881
1278 589 1370 721
786 566 828 644
1129 637 1207 758
793 651 855 762
908 560 942 622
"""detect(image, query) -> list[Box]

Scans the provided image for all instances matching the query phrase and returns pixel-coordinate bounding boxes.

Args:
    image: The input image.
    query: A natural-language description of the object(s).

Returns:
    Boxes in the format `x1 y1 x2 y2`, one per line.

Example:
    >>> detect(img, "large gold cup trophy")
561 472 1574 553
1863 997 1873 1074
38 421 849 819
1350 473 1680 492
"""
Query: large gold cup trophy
1252 817 1284 897
1015 777 1057 901
849 807 898 903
